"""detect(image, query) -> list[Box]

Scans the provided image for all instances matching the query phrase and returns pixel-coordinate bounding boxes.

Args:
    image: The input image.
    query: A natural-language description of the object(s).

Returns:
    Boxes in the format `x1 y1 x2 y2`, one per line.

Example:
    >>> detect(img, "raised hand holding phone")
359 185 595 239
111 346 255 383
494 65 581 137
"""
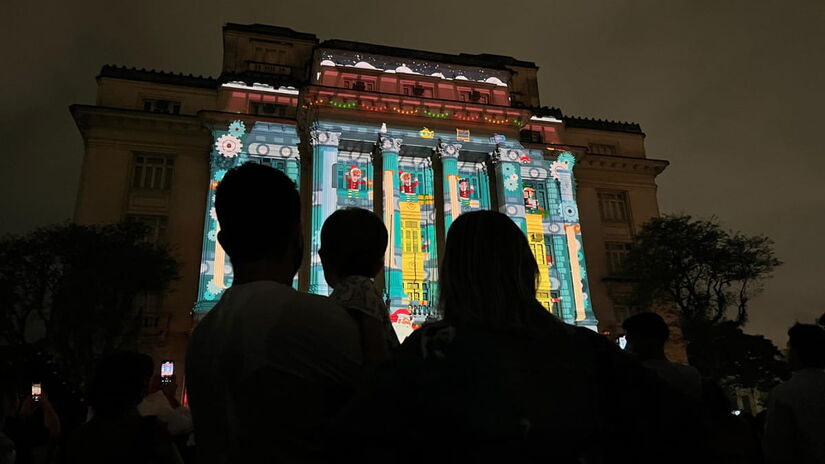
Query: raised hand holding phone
160 360 174 385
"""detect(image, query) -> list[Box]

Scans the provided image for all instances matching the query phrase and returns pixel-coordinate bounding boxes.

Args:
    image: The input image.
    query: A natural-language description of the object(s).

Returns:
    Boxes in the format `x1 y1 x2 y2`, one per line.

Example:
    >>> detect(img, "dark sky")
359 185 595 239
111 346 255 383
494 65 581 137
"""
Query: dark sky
2 0 823 344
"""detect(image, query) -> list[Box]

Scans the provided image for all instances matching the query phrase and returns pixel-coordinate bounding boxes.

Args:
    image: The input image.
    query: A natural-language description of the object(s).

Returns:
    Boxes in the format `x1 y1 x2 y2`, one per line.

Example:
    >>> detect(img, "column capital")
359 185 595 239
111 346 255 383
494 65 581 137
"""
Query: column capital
436 140 461 159
490 145 507 164
310 130 341 147
378 134 403 153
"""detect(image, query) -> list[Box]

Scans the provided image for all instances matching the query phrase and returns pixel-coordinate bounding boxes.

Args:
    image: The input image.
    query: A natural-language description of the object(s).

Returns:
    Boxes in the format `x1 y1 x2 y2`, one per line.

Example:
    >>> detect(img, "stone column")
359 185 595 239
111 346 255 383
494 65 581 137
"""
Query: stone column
436 141 461 233
550 153 598 329
491 145 527 232
378 134 405 311
309 129 341 296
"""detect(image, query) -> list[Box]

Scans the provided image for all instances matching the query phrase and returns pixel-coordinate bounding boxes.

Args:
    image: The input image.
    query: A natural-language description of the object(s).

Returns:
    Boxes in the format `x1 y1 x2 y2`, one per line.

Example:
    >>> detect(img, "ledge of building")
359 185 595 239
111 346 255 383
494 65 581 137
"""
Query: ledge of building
98 65 219 89
563 115 644 135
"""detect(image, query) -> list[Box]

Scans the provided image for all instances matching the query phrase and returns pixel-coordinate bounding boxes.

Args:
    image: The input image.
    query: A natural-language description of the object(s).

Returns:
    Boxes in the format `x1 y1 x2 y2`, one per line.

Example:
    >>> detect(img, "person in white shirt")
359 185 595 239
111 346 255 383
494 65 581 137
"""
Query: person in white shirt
186 163 363 464
764 323 825 464
623 311 702 400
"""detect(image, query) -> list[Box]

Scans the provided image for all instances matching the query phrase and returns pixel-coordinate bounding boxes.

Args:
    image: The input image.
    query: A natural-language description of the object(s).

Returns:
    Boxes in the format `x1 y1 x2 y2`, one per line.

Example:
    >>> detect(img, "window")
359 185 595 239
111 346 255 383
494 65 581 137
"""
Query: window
402 220 420 253
605 241 632 275
598 191 629 223
613 304 633 325
253 157 287 172
133 292 163 330
143 99 181 115
520 130 543 144
127 214 168 243
249 101 292 117
132 155 174 191
589 143 617 155
458 90 471 102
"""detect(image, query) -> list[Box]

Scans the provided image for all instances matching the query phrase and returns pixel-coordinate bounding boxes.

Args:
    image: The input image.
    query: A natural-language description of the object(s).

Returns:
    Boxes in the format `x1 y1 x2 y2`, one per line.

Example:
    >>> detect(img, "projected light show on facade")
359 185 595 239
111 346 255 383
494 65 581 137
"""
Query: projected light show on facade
72 23 673 361
193 42 598 331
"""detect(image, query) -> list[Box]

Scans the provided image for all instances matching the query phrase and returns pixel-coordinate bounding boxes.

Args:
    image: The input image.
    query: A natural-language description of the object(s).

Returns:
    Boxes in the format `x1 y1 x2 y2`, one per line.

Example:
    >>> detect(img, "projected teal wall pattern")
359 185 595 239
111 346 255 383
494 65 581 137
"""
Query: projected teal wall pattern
194 120 301 312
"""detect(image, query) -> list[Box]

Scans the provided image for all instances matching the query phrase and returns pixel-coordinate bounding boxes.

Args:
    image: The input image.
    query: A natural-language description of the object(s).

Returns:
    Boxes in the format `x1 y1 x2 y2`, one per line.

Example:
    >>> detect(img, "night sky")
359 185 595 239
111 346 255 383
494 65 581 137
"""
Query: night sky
2 0 823 344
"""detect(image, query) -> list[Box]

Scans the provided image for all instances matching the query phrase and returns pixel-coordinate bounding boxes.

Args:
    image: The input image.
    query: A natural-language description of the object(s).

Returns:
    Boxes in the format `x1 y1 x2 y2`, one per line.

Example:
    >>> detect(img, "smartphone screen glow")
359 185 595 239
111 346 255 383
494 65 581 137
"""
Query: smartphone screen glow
161 361 174 377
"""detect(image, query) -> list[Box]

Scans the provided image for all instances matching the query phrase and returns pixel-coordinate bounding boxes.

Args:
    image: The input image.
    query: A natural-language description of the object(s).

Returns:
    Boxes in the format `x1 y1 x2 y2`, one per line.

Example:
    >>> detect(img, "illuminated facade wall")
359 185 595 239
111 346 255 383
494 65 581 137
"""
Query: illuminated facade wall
194 120 301 311
192 117 598 329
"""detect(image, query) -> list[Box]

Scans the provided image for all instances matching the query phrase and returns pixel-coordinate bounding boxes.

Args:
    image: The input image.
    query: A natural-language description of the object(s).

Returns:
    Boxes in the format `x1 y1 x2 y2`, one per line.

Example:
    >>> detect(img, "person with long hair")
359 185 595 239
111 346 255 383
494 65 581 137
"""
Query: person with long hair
333 211 705 462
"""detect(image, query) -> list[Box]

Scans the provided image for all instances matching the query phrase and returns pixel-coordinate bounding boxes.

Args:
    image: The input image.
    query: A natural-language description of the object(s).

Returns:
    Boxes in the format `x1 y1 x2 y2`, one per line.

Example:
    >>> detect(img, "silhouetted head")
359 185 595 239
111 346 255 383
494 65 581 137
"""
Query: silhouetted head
87 351 151 419
787 323 825 370
439 210 545 328
622 312 670 361
215 163 302 272
319 208 388 288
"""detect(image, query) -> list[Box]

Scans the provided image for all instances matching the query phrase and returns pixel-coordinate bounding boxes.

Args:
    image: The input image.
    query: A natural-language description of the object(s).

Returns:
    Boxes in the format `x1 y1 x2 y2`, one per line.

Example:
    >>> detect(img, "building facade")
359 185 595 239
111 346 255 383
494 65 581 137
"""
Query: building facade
71 23 668 367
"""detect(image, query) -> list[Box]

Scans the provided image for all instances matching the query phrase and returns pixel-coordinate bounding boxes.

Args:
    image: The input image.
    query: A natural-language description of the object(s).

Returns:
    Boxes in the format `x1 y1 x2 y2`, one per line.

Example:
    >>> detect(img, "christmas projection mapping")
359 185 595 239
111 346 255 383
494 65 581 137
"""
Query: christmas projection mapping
195 120 597 333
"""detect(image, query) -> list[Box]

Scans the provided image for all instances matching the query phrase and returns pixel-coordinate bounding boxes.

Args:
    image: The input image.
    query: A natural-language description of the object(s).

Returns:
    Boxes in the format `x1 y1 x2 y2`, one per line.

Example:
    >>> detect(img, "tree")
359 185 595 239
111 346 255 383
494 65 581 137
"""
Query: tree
0 222 179 388
625 215 781 331
623 214 785 390
686 321 789 392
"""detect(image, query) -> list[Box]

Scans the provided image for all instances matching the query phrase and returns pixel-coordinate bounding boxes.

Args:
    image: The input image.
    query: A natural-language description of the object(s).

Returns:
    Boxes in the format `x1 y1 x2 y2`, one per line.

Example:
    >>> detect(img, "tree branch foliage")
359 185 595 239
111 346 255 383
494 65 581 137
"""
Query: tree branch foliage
625 215 781 329
624 214 785 389
0 222 179 388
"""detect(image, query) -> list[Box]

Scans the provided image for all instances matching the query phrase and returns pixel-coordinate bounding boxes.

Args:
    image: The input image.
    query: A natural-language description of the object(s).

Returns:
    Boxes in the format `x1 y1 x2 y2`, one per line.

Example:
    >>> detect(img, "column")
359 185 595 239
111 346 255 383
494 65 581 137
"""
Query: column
309 129 341 296
378 133 405 311
491 145 527 232
436 141 461 233
194 120 247 313
550 153 598 329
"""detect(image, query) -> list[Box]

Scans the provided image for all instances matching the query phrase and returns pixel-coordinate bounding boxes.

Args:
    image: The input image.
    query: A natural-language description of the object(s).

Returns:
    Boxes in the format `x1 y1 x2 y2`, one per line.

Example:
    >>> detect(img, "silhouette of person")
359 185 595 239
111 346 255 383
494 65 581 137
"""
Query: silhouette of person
701 379 762 463
763 323 825 464
333 211 705 463
320 208 398 365
62 351 182 464
186 163 363 463
623 311 702 400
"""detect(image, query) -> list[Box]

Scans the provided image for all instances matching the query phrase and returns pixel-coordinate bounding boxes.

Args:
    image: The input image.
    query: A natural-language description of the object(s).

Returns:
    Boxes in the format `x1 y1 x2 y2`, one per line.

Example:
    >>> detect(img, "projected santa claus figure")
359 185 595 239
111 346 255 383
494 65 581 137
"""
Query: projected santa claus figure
523 187 538 211
390 308 414 342
458 178 474 200
399 171 419 194
344 165 366 192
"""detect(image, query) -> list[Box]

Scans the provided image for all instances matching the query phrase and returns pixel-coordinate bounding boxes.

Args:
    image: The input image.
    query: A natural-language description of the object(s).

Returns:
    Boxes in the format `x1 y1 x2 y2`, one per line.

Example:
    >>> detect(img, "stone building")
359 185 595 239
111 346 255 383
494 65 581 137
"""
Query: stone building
71 23 669 370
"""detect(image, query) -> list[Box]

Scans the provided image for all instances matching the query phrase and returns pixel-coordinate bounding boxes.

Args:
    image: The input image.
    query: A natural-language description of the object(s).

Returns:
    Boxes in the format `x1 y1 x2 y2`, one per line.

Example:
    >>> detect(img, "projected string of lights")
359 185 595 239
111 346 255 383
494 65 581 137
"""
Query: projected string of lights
314 98 523 126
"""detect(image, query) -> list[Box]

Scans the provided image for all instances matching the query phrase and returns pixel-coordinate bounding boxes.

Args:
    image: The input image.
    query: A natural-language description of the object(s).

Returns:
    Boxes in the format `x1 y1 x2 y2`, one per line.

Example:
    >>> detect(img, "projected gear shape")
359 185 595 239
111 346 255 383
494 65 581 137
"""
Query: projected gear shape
503 173 519 192
557 152 576 167
216 134 243 158
559 201 579 222
228 120 246 137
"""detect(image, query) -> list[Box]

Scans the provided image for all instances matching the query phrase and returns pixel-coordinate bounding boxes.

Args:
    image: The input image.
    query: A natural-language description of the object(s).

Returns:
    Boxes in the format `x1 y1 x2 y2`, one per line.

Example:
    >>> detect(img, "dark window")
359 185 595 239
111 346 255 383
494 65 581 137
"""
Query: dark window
143 99 181 115
249 101 292 117
613 304 633 325
520 130 543 144
127 214 168 243
250 157 287 172
605 241 632 275
589 143 617 155
598 191 630 223
132 155 174 191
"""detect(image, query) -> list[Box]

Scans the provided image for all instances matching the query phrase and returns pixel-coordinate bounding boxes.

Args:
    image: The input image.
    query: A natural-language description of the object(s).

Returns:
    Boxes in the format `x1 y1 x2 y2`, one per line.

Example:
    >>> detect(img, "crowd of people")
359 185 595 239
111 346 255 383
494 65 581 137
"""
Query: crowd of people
2 162 824 463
